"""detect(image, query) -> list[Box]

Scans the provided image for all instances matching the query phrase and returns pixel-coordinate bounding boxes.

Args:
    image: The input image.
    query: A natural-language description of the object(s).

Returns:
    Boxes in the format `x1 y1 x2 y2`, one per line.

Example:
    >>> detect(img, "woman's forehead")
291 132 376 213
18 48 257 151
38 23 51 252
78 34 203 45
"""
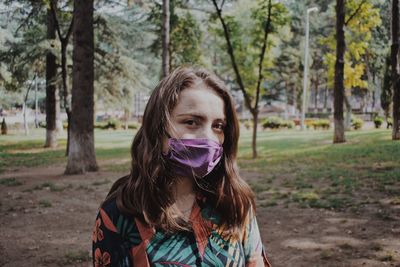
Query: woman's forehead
173 86 226 119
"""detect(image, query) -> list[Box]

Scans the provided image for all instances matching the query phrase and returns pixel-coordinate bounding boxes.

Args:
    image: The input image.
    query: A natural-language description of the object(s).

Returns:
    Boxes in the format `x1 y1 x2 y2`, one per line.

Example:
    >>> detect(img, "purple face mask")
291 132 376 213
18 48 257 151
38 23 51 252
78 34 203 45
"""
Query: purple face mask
163 138 223 178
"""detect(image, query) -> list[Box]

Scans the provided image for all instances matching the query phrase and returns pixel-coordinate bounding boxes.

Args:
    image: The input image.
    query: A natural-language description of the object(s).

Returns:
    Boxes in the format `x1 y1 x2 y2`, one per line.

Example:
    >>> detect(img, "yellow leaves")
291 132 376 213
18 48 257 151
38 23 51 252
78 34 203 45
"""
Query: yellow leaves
324 0 381 90
344 63 368 89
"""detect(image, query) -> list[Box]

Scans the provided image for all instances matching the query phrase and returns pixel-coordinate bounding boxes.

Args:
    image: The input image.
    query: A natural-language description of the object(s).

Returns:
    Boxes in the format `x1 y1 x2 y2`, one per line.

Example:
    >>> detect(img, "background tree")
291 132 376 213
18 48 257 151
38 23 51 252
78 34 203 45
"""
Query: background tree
392 0 400 140
381 54 392 121
210 0 288 158
65 0 98 174
162 0 170 77
149 0 203 71
333 0 346 143
48 0 74 152
45 0 59 148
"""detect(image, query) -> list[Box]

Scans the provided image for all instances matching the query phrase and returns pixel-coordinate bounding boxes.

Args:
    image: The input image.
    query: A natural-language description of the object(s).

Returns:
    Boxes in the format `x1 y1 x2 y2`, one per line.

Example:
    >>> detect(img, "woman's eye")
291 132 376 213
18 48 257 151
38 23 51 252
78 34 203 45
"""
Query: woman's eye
185 120 197 126
214 123 225 131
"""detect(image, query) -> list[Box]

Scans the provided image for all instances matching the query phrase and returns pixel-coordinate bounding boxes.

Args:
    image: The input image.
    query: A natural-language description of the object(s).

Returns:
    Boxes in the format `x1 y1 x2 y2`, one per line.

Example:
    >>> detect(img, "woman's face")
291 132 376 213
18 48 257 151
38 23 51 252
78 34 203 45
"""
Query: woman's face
165 83 226 149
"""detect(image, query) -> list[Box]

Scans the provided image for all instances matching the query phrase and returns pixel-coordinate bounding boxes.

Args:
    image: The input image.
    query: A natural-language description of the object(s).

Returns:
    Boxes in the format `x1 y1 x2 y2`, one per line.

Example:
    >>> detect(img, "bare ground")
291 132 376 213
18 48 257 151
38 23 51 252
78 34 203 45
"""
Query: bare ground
0 165 399 267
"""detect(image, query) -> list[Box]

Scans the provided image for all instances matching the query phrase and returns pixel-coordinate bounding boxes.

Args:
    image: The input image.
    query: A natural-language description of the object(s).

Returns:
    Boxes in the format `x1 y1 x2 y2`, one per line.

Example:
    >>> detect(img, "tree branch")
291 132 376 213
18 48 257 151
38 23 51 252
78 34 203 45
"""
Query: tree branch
65 15 74 41
345 0 367 26
210 0 253 113
254 0 272 111
49 1 63 41
220 0 226 10
15 7 37 35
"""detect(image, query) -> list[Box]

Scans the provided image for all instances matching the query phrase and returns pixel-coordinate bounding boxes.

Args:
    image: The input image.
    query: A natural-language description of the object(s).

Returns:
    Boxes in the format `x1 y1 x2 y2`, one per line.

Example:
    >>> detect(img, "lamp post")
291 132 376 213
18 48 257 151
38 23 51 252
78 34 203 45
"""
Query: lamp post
301 7 318 130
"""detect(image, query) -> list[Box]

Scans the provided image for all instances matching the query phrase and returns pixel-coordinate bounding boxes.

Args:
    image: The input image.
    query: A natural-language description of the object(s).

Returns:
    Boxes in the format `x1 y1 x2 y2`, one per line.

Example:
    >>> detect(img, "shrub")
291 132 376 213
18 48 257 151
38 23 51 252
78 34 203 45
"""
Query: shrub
387 117 393 129
311 119 330 130
281 119 295 129
127 122 139 129
351 117 364 130
373 116 384 129
94 122 107 129
1 118 7 135
38 121 46 128
104 119 121 130
262 117 294 130
262 117 282 129
243 120 252 130
304 119 315 129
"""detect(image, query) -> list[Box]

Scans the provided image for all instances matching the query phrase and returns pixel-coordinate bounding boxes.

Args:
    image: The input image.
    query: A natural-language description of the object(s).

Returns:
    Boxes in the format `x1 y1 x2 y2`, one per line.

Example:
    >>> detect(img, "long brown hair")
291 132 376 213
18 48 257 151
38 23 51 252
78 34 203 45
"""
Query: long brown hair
105 67 255 233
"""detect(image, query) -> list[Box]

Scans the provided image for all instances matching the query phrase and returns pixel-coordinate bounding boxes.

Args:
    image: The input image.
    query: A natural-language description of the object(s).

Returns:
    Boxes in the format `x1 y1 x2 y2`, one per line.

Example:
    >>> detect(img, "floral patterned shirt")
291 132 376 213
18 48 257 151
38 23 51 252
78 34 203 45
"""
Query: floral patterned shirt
92 196 271 267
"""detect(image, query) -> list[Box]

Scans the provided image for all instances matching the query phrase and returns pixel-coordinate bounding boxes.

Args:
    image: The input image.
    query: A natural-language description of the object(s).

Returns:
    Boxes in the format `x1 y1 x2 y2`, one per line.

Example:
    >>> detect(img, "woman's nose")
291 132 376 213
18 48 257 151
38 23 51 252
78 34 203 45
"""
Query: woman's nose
199 125 219 143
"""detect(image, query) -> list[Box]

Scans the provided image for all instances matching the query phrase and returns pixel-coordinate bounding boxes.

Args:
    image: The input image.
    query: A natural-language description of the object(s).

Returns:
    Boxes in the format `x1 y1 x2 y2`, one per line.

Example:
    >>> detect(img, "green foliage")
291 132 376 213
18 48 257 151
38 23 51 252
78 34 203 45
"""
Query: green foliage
148 0 203 69
209 0 290 105
322 0 382 91
94 6 157 110
311 119 330 130
262 116 294 129
381 53 392 117
373 116 384 129
351 116 364 130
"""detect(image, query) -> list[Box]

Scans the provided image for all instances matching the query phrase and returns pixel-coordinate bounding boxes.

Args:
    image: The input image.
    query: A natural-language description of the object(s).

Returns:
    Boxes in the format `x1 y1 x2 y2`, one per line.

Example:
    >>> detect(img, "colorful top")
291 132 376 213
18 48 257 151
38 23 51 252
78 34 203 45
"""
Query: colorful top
92 195 271 267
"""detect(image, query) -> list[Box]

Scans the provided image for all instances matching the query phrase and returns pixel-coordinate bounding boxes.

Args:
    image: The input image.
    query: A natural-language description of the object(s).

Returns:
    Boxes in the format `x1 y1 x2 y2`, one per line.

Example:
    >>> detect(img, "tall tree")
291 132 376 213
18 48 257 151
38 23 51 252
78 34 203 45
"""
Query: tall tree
210 0 288 158
333 0 346 143
381 53 392 121
392 0 400 140
44 0 58 148
49 1 74 154
149 1 203 70
65 0 98 174
162 0 170 77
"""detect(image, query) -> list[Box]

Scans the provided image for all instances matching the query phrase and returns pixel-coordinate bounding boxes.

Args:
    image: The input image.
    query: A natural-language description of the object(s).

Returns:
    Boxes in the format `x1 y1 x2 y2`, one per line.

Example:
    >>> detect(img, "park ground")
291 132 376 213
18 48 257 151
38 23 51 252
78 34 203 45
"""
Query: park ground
0 128 399 267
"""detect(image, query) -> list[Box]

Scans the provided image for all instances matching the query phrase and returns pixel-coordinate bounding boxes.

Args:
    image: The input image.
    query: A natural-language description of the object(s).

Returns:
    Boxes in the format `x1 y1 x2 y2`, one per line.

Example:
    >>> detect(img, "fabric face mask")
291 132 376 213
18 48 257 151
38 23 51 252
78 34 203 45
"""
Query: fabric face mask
163 138 223 178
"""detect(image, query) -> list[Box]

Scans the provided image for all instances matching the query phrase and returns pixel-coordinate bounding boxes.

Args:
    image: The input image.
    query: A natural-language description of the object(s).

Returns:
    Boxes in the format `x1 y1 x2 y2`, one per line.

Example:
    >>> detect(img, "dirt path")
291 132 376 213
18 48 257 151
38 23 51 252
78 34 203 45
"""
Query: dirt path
0 166 399 267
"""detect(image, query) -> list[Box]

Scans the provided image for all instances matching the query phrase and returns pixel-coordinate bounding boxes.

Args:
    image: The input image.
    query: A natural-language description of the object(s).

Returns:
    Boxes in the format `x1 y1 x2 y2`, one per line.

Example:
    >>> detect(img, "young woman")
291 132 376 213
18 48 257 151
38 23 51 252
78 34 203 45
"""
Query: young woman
92 67 271 267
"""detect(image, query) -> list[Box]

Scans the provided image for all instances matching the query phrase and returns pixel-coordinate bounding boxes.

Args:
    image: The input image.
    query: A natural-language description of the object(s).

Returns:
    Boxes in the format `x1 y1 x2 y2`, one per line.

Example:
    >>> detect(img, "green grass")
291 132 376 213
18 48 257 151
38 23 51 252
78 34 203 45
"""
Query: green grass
0 129 132 173
1 128 399 210
239 129 400 209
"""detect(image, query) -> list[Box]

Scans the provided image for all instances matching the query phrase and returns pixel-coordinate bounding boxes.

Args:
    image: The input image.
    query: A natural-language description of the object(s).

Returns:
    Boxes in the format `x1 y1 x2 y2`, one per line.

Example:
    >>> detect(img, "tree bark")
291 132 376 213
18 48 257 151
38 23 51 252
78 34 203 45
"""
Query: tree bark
392 0 400 140
333 0 346 143
45 0 58 148
162 0 170 77
251 111 259 158
65 0 98 174
344 94 352 130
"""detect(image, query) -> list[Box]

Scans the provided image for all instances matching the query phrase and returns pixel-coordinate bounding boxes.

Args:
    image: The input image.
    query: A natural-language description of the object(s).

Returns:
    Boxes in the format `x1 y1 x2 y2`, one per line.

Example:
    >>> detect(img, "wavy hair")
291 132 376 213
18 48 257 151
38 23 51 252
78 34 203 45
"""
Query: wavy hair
105 67 255 233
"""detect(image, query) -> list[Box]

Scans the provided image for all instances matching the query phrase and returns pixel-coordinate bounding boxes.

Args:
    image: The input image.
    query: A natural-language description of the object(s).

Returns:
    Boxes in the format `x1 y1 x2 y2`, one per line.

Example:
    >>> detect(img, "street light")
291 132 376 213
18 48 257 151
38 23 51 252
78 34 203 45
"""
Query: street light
301 6 318 130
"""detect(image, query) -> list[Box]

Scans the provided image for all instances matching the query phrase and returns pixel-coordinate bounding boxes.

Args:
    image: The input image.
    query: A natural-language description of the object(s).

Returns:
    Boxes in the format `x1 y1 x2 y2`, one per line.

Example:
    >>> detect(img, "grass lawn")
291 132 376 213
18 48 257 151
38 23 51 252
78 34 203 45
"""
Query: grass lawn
1 128 399 211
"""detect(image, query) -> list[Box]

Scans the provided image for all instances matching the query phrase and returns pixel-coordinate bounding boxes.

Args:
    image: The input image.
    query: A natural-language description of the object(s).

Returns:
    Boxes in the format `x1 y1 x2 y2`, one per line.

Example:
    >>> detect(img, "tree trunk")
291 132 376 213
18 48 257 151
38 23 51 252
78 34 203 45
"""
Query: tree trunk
344 94 352 130
34 75 39 128
392 0 400 140
251 111 258 159
45 1 58 148
124 108 130 130
23 102 29 136
333 0 346 143
323 86 328 111
314 76 319 111
65 0 98 174
162 0 170 77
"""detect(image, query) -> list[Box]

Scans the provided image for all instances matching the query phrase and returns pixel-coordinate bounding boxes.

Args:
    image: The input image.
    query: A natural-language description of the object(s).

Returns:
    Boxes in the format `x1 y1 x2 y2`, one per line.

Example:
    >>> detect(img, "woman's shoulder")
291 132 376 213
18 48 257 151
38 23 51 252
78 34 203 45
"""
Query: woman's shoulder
97 198 143 246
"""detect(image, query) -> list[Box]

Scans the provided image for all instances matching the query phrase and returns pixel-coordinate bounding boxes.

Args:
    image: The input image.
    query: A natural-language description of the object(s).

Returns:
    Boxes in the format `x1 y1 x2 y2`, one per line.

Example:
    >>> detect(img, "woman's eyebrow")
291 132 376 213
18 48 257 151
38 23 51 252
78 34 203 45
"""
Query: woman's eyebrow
176 112 205 119
176 113 226 121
